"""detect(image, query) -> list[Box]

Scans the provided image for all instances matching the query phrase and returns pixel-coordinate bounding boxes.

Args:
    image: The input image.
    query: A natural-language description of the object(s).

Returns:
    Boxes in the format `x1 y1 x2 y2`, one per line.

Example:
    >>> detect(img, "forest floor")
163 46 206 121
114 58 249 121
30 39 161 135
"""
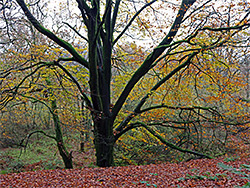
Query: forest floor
0 137 250 187
0 155 249 187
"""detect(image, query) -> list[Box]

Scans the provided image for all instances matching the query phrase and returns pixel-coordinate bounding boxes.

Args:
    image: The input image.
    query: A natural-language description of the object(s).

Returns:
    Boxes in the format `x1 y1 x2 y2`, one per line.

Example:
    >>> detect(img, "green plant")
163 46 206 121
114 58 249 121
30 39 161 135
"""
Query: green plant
177 169 227 181
132 181 157 187
241 182 250 188
224 156 240 162
178 173 207 181
0 170 8 174
0 136 65 173
8 160 25 173
218 163 250 187
44 159 63 170
87 162 97 168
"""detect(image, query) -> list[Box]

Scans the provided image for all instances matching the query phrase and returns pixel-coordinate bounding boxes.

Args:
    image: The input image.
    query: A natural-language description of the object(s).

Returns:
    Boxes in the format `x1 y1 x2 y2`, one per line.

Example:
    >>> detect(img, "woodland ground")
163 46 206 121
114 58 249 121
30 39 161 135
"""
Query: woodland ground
0 156 250 187
0 137 249 187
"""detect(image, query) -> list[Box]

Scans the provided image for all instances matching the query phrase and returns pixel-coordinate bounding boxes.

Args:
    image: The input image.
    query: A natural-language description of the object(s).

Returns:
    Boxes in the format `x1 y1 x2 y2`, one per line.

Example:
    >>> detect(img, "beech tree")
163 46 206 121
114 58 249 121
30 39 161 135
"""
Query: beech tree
1 0 250 167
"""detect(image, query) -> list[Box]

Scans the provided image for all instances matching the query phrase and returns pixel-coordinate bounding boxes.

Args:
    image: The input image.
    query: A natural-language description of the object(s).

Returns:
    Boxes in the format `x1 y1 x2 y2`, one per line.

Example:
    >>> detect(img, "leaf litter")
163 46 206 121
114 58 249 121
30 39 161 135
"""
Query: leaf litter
1 156 249 187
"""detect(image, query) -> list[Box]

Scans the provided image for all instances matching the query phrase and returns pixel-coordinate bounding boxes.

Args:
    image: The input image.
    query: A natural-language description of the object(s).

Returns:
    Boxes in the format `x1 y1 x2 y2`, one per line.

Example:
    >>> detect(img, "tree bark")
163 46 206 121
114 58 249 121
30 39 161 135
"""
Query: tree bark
94 118 114 167
50 85 73 169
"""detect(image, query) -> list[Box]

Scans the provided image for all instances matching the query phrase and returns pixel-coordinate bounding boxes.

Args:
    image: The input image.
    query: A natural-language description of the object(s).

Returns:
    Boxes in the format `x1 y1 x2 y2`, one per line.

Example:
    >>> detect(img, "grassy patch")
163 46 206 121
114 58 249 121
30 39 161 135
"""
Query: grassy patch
0 137 61 173
0 135 96 173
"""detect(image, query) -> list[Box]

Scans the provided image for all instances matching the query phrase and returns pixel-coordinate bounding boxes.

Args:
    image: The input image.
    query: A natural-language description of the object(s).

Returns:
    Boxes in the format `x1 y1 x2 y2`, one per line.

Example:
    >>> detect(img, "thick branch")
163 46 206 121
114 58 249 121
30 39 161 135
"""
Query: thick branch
16 0 89 68
54 59 92 109
115 121 213 158
201 23 250 32
76 0 90 28
141 122 213 159
112 0 196 120
135 52 199 113
115 52 198 132
111 0 121 39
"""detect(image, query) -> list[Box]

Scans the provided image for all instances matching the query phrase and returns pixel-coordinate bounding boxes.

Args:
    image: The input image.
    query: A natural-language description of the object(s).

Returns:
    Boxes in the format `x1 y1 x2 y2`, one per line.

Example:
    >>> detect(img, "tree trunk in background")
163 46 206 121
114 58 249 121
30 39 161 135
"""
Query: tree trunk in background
51 100 73 169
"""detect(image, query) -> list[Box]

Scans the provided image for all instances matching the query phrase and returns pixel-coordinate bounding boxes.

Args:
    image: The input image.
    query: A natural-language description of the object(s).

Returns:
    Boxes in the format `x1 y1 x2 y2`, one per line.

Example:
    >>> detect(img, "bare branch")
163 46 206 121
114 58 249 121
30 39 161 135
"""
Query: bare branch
62 22 88 42
113 0 158 45
112 0 196 120
16 0 89 68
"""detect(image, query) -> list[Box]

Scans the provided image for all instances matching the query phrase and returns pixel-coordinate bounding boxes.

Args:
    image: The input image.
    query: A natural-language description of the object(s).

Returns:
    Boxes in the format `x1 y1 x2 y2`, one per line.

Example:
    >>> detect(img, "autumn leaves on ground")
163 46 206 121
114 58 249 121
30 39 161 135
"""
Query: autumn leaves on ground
0 140 250 187
0 155 250 187
1 0 250 187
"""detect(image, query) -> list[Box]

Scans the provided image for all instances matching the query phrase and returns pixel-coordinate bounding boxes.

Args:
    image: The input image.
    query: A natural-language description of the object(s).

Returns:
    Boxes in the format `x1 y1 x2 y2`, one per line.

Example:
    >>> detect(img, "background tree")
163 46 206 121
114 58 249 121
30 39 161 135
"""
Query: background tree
1 0 250 167
0 1 89 168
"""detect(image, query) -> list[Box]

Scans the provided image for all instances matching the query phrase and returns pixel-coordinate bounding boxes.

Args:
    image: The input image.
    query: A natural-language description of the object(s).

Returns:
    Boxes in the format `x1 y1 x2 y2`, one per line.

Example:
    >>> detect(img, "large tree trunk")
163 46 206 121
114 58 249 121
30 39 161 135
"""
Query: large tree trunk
94 118 115 167
86 5 114 166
